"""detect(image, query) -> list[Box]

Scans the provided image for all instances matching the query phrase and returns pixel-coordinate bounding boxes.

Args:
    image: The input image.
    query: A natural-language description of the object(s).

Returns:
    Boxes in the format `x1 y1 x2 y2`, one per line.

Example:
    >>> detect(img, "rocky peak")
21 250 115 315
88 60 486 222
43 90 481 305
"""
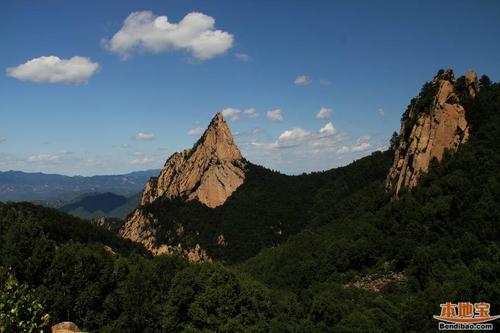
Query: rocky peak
141 112 246 208
386 69 478 195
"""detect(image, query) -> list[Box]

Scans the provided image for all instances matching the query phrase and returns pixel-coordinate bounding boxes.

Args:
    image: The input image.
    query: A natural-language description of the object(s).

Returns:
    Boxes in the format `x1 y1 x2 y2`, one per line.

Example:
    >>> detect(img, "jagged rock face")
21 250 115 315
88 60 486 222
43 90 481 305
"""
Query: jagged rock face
141 112 246 208
91 216 124 234
386 69 478 195
119 210 211 261
119 113 243 261
120 210 167 255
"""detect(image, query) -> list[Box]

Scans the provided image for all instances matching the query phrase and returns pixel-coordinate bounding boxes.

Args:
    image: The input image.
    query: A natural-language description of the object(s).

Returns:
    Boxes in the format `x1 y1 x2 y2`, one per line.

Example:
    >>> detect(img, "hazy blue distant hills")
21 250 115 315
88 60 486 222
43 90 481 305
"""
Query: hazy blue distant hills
0 169 159 204
59 192 141 219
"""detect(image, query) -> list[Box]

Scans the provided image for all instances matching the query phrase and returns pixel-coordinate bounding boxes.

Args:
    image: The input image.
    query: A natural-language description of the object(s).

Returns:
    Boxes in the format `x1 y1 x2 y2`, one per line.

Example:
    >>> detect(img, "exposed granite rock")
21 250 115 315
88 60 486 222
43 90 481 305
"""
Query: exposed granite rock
185 243 211 262
120 206 211 261
345 272 404 293
386 69 478 195
120 209 170 255
141 112 246 208
90 216 125 234
51 322 81 333
118 113 245 261
216 234 226 247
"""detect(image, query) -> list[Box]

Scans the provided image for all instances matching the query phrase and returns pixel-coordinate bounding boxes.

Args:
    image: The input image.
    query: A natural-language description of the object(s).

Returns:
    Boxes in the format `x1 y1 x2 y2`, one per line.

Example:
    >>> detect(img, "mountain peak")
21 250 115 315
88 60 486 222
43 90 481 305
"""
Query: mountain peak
212 111 225 123
386 69 478 195
140 113 246 208
192 112 243 162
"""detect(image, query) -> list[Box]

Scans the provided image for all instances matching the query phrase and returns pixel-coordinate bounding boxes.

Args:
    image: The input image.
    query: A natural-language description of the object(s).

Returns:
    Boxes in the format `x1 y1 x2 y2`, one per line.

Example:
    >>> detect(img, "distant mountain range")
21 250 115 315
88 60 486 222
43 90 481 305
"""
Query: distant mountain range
0 169 160 205
59 192 141 219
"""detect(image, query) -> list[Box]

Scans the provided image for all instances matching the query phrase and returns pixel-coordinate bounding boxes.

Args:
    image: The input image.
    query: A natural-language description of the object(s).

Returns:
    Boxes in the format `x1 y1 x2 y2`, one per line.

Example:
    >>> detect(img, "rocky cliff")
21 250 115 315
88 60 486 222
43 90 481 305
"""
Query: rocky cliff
386 69 479 195
119 113 245 260
141 112 246 208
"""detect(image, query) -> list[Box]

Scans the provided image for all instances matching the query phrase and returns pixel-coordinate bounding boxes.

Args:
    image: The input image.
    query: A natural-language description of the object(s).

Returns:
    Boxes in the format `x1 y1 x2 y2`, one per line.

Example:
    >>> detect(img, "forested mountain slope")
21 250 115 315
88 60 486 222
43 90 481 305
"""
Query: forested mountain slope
241 75 500 332
136 150 393 263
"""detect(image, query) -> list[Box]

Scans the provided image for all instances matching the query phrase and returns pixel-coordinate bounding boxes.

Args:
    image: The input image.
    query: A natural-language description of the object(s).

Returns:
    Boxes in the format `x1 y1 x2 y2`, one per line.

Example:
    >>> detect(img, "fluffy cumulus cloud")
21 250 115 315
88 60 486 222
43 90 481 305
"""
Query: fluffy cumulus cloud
6 56 99 84
249 127 310 150
318 122 337 136
277 128 310 147
188 126 204 136
336 146 350 154
243 108 258 118
103 11 234 60
134 132 155 141
336 135 372 154
222 107 241 121
294 75 312 86
351 142 371 152
222 107 258 121
316 107 334 119
267 109 283 122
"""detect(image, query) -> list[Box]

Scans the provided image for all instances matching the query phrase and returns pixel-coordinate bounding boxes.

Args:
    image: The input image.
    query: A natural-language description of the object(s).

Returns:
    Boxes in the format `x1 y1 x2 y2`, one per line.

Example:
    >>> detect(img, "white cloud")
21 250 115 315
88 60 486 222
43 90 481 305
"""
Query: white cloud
6 56 99 84
351 142 371 152
356 135 371 144
377 108 385 116
103 11 234 60
134 132 155 140
235 53 251 61
222 107 241 121
243 108 259 118
294 75 312 86
234 128 261 137
188 126 204 136
267 109 283 122
319 79 331 86
222 107 258 121
311 131 348 148
318 122 337 136
277 128 310 148
336 135 372 154
249 127 310 150
129 157 155 165
28 154 59 162
337 146 350 154
316 107 334 119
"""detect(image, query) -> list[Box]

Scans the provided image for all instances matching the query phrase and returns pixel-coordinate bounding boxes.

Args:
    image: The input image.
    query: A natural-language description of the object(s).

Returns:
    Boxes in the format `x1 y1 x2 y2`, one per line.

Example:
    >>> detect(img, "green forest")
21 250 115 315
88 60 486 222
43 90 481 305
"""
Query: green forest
1 76 500 332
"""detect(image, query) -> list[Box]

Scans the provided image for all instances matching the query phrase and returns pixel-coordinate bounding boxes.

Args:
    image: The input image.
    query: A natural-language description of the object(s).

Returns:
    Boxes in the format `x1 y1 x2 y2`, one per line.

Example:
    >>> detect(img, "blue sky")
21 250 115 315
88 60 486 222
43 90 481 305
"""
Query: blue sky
1 0 499 176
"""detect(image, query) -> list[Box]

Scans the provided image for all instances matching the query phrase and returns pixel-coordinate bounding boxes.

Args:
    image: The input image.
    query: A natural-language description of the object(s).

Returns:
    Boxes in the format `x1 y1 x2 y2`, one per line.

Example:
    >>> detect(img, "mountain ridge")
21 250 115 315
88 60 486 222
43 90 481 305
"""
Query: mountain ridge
0 169 160 204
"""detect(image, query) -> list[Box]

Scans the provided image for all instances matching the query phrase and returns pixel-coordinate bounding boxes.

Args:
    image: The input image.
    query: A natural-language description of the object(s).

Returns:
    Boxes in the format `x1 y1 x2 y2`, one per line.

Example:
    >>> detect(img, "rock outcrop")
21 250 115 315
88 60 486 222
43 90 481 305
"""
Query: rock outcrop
386 69 479 195
119 113 244 261
120 209 210 260
51 322 81 333
90 216 124 234
141 112 246 208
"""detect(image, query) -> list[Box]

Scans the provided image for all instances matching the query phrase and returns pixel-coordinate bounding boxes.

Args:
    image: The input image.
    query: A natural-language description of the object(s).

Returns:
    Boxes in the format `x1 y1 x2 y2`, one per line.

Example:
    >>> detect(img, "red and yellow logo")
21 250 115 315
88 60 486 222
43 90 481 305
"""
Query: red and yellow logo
434 302 500 324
